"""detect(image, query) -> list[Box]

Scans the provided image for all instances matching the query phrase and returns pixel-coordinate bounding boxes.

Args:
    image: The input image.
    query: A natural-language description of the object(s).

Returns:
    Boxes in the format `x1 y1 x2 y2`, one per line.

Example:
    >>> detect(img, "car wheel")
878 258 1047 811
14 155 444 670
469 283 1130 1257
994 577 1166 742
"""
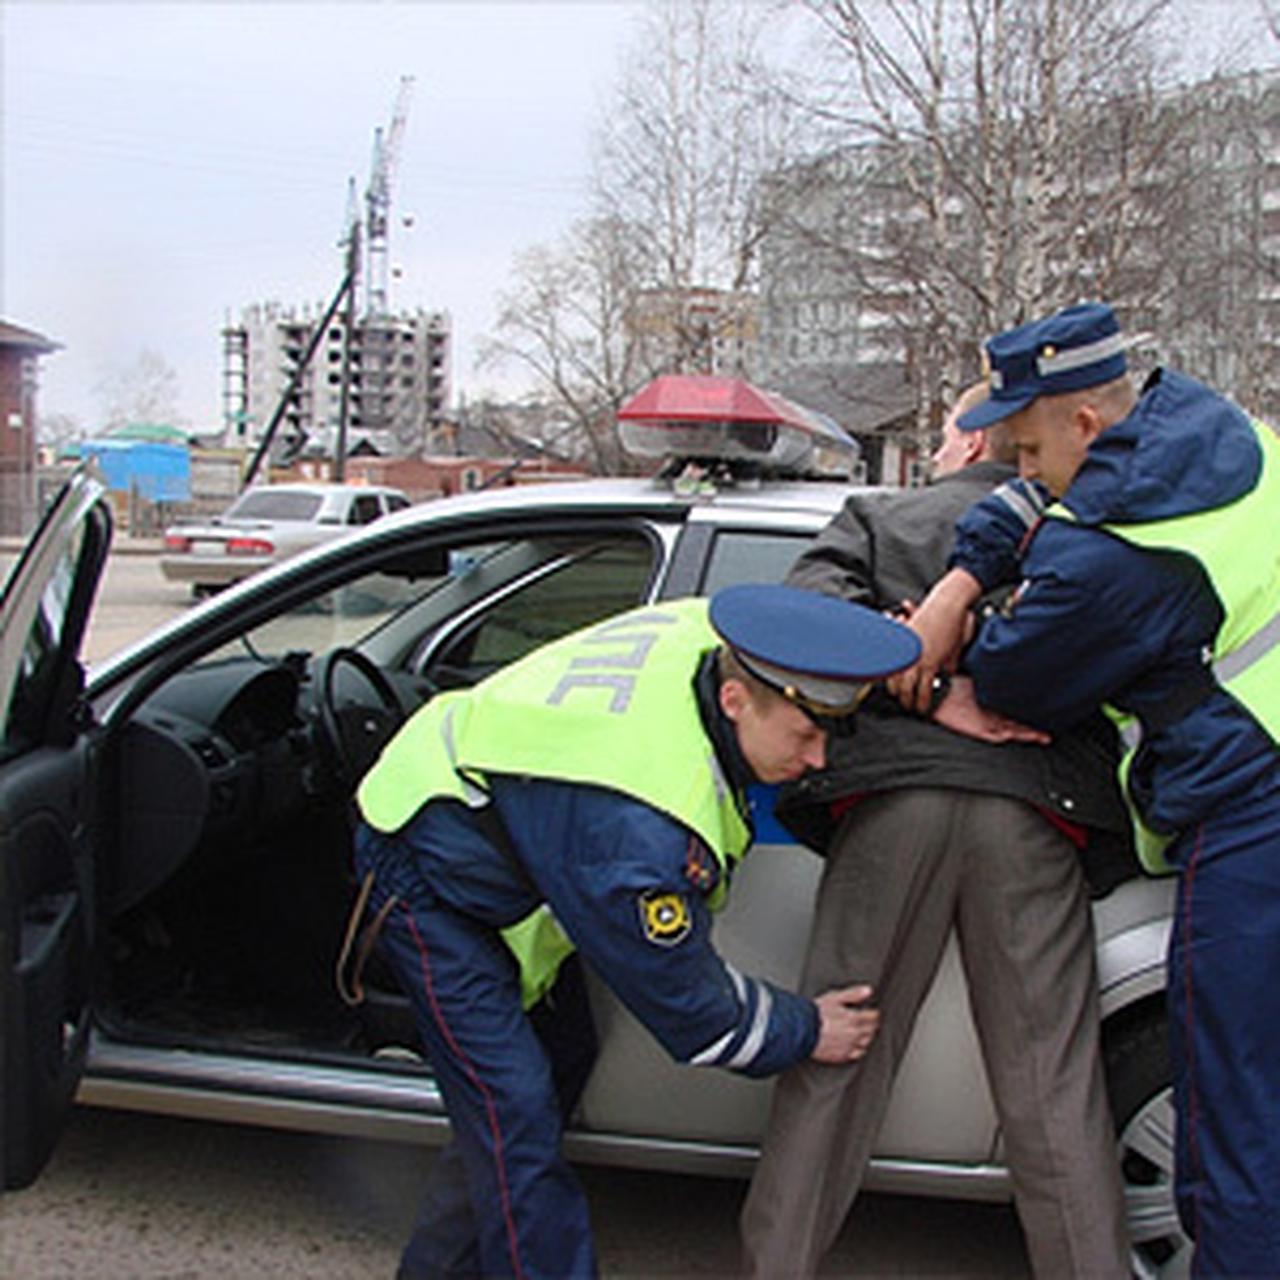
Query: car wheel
1105 1008 1192 1280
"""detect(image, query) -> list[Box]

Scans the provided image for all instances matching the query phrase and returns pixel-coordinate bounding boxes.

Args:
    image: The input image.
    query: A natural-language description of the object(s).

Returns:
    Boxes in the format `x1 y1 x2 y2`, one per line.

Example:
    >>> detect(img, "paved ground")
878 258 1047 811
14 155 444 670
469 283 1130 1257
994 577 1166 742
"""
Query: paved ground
0 1107 1029 1278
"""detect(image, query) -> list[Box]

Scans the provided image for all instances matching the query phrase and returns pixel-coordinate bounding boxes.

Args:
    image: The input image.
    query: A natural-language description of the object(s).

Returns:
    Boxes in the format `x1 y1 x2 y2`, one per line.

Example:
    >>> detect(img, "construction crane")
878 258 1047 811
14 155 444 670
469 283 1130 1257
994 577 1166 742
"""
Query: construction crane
242 83 413 487
364 75 414 319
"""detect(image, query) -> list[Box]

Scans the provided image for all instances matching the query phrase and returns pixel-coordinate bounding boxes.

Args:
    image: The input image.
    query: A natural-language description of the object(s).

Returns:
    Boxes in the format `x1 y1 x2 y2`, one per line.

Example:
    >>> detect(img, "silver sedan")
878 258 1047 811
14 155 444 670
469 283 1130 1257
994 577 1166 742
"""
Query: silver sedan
159 481 410 594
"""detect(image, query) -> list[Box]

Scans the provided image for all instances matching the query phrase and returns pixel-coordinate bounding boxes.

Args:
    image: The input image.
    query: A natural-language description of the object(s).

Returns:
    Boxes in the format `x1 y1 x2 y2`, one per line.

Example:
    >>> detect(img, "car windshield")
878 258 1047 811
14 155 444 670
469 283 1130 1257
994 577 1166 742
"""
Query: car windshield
197 533 653 673
200 542 506 663
227 490 324 521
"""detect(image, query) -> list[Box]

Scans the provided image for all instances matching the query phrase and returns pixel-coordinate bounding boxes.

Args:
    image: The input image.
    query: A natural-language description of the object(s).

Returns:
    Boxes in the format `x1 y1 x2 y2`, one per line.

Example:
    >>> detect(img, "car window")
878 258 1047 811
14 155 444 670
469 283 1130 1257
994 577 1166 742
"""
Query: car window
348 495 383 526
229 490 324 522
385 494 410 513
700 529 813 594
429 539 655 681
1 523 85 756
204 564 452 662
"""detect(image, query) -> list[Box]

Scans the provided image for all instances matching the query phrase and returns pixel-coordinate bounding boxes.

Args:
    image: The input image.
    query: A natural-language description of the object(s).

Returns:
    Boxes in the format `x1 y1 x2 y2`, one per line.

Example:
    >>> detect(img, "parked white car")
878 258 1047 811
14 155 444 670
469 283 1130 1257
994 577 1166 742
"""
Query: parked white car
160 482 411 595
1 455 1183 1278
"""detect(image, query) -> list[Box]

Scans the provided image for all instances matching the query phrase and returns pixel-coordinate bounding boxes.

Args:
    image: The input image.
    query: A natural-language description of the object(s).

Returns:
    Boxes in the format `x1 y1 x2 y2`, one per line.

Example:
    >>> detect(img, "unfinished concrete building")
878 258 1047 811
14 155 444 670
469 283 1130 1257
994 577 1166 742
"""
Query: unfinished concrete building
221 302 451 459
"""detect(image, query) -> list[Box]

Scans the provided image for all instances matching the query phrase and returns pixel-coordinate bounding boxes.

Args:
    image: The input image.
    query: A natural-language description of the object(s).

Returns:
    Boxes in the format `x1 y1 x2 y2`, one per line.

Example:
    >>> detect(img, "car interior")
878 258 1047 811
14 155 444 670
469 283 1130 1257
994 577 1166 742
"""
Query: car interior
95 526 662 1064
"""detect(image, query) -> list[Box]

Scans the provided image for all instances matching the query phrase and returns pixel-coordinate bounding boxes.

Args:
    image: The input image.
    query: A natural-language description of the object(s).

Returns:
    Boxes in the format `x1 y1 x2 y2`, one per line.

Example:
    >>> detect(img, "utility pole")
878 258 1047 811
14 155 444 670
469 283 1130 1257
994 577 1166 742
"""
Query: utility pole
241 257 356 490
334 181 361 482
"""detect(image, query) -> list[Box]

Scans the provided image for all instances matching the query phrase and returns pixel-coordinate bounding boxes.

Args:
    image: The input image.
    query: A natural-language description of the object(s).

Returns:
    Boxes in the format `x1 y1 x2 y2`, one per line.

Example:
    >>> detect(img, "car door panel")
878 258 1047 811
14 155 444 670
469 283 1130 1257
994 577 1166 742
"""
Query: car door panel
0 739 99 1189
0 469 111 1189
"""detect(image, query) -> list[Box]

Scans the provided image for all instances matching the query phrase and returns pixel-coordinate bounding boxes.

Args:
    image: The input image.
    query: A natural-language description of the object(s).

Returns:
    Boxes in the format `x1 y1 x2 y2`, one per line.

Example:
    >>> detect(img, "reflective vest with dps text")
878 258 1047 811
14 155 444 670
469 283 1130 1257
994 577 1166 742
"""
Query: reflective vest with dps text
357 598 751 1003
1046 418 1280 872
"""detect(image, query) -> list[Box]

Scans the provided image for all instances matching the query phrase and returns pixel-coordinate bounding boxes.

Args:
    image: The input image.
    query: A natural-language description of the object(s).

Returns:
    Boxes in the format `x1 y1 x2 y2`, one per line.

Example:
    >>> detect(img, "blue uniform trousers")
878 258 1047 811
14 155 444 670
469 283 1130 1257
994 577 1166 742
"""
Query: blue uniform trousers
1167 778 1280 1278
355 830 599 1280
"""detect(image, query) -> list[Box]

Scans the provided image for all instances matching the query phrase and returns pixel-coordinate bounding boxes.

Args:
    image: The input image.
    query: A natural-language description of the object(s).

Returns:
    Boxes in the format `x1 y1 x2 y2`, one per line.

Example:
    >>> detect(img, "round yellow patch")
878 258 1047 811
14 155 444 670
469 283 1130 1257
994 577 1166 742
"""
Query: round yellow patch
639 891 691 946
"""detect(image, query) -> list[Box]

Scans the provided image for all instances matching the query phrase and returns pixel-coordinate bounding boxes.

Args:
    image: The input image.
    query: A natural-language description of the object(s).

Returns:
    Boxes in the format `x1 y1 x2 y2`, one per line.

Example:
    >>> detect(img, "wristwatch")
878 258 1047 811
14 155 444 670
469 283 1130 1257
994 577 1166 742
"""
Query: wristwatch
927 671 952 716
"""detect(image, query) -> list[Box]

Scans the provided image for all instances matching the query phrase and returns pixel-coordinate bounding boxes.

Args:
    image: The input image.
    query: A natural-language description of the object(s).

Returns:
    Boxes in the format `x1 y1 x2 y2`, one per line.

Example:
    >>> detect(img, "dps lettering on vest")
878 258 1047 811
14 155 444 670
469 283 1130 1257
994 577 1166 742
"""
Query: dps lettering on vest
358 599 749 1005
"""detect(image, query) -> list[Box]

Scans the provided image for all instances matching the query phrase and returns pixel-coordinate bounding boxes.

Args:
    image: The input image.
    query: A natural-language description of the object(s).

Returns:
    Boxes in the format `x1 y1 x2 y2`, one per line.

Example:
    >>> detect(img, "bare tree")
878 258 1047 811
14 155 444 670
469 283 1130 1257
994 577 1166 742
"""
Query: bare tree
477 217 655 474
768 0 1193 439
479 1 813 472
590 0 813 371
94 349 184 432
36 411 84 453
1263 0 1280 43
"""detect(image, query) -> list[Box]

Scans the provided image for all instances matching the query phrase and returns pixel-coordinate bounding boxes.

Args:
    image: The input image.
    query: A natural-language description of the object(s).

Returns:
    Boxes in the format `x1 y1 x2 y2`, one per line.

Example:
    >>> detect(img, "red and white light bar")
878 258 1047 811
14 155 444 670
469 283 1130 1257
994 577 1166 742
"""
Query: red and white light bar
617 375 857 477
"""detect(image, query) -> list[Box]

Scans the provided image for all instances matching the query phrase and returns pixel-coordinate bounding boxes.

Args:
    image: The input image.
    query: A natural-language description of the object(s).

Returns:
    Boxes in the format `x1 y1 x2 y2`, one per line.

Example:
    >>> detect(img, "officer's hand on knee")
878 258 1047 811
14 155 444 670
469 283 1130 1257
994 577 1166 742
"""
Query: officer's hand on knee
811 984 879 1064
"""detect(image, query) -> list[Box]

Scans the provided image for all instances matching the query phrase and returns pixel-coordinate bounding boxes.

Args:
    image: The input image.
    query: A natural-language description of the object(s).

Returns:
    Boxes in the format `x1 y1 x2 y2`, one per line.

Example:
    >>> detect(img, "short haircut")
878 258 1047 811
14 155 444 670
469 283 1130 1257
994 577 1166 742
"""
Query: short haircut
953 380 989 419
951 381 1017 464
983 420 1018 464
717 645 786 709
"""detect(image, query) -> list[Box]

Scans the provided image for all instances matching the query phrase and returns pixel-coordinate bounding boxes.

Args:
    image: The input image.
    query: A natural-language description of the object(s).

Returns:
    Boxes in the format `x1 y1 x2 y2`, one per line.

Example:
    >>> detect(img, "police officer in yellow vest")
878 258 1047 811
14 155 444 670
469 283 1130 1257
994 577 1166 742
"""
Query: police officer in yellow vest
895 303 1280 1277
353 583 921 1280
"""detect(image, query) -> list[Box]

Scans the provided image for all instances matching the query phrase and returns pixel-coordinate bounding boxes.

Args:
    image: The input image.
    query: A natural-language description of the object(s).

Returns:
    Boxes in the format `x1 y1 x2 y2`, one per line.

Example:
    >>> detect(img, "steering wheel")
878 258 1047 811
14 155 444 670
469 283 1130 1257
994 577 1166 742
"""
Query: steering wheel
314 647 408 790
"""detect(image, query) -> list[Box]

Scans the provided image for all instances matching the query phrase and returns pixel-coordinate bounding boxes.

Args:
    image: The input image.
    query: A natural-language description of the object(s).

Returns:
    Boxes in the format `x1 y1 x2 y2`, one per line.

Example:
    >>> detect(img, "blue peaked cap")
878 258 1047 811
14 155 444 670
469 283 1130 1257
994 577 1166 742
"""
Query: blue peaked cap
709 583 920 714
958 302 1129 431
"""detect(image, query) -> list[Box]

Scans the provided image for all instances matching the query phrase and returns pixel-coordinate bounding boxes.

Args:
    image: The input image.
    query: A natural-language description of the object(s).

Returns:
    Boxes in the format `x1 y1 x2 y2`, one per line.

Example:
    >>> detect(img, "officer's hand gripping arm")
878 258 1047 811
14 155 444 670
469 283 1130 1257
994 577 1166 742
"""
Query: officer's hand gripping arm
886 568 983 713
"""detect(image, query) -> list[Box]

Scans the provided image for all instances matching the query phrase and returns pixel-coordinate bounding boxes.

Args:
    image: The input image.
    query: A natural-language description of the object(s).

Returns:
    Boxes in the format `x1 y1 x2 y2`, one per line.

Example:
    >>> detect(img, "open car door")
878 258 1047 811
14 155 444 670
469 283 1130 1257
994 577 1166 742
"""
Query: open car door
0 468 112 1189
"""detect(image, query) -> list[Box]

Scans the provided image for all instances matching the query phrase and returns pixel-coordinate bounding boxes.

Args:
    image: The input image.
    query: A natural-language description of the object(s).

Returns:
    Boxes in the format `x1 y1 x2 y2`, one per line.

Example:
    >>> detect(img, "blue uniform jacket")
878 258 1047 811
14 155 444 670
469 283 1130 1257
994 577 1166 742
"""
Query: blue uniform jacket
950 369 1279 839
384 776 819 1078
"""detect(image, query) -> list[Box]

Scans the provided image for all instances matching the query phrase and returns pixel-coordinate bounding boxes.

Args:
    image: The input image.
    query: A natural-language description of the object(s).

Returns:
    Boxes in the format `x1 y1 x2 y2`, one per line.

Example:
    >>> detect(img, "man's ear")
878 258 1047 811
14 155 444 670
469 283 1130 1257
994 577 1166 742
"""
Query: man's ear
963 429 987 465
719 676 747 723
1075 403 1106 444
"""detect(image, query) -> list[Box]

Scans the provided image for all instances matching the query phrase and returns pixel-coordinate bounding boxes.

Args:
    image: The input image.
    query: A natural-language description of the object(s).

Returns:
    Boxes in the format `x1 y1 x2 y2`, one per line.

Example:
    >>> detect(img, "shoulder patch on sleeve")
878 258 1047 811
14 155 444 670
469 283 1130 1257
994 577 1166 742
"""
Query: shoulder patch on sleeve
639 890 692 946
682 835 719 892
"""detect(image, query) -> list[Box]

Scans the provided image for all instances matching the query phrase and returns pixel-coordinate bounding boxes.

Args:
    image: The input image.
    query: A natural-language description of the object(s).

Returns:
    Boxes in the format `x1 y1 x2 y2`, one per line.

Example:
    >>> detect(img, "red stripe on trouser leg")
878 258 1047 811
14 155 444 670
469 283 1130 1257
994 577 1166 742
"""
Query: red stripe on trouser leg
400 904 528 1280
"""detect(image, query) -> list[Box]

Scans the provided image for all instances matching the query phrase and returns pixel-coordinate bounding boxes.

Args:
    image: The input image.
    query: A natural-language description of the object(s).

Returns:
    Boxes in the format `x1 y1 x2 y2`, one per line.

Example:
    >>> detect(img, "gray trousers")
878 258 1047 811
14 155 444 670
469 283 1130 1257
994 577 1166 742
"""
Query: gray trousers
740 788 1129 1278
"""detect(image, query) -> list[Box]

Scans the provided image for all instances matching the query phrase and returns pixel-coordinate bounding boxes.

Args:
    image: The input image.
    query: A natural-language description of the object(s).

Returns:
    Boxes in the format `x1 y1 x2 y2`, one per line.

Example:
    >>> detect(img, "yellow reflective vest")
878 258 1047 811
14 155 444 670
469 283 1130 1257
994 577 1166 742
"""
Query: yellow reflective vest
357 598 751 1004
1047 418 1280 872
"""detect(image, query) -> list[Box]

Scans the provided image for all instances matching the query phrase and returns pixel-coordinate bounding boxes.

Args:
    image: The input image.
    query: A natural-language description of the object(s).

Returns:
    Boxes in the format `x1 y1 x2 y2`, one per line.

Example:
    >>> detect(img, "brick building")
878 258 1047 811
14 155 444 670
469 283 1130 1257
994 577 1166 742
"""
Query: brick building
0 319 60 536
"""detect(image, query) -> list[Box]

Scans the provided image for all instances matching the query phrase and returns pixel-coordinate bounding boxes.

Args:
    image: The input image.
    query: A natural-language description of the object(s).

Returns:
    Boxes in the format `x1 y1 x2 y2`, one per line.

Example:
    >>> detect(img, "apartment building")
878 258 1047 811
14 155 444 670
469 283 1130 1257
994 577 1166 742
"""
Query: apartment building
756 68 1280 480
628 286 760 379
222 302 451 458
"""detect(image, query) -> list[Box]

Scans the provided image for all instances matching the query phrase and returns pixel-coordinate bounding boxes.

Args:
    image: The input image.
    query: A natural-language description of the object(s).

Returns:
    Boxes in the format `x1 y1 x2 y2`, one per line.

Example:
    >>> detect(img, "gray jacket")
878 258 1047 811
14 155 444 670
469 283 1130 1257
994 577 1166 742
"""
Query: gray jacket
781 462 1135 891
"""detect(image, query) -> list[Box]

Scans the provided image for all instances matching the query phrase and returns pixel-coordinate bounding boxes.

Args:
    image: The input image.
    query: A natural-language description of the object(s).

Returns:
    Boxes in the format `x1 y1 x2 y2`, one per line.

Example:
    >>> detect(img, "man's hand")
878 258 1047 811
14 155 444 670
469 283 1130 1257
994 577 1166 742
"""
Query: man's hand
886 568 983 713
932 675 1051 744
811 984 880 1064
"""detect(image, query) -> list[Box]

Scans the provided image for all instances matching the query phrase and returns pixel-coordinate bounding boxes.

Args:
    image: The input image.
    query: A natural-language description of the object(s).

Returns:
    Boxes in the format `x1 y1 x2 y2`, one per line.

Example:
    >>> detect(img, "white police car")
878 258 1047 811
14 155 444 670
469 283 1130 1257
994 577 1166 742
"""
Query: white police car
0 400 1182 1279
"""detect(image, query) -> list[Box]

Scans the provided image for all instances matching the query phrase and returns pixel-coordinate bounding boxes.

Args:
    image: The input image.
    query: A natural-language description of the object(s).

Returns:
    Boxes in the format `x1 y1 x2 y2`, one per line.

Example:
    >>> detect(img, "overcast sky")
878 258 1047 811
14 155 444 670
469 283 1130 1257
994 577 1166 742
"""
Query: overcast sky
2 0 642 429
4 1 1272 434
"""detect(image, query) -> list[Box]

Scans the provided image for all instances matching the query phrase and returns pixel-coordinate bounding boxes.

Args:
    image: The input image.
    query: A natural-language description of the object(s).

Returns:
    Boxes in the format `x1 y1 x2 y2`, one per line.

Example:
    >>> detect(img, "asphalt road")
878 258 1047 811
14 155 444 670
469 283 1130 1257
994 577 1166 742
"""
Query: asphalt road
0 545 1032 1278
1 1107 1029 1279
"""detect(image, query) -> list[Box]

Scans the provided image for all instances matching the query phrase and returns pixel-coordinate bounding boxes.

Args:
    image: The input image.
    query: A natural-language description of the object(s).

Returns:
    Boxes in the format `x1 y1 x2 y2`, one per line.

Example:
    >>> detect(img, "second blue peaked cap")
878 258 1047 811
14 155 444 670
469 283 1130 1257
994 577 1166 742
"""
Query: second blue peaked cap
959 301 1129 431
709 584 921 716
